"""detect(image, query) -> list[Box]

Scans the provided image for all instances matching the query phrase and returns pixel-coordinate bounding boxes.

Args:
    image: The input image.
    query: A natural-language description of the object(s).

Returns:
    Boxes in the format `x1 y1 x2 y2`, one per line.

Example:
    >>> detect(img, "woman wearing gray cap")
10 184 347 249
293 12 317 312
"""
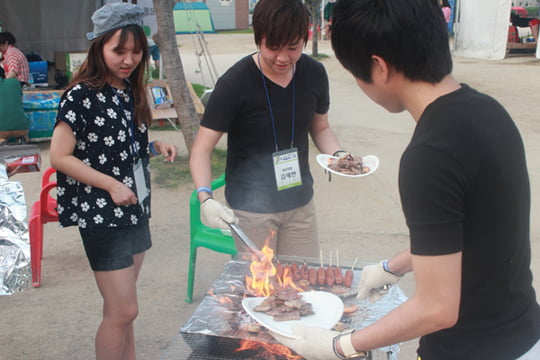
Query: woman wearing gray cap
50 3 177 359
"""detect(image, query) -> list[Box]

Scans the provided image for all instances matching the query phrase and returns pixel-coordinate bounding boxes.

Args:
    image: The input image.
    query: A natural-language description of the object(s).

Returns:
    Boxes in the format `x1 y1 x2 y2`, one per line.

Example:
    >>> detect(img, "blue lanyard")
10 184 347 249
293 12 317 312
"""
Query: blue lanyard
258 52 296 152
110 84 139 163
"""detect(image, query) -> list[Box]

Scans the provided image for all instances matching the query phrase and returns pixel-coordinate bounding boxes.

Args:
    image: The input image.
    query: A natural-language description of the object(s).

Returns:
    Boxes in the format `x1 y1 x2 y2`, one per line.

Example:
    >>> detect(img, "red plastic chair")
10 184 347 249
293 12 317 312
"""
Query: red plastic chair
28 167 59 287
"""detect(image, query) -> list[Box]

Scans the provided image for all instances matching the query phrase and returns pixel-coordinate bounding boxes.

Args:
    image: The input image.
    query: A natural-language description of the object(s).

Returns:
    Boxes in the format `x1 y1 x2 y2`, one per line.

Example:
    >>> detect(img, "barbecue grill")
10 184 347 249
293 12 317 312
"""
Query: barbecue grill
162 255 407 360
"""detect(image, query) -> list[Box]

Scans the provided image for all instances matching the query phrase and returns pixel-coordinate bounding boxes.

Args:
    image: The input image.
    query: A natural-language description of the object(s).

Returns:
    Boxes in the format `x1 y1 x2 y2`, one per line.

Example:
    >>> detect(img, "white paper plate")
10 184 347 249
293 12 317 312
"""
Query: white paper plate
316 154 379 178
242 291 344 339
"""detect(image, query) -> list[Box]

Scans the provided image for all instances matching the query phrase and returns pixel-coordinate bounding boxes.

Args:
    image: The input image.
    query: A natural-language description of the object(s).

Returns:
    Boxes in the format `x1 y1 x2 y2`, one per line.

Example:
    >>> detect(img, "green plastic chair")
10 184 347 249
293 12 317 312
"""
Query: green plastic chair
185 173 237 303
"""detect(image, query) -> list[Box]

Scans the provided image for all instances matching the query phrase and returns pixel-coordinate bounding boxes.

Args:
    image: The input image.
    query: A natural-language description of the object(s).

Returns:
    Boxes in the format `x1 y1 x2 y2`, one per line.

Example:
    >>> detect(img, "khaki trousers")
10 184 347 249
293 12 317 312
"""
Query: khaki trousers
232 199 319 258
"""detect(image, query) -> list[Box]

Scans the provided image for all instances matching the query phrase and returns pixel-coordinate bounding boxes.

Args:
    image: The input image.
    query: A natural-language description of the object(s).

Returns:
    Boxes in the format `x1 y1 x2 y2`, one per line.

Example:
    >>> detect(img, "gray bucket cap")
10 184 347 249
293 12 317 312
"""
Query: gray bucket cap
86 3 144 41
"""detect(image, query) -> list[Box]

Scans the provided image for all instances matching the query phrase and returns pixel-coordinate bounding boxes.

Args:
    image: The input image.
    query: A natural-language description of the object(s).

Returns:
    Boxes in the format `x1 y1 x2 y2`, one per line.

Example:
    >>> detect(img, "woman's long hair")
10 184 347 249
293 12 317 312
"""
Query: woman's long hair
69 25 151 126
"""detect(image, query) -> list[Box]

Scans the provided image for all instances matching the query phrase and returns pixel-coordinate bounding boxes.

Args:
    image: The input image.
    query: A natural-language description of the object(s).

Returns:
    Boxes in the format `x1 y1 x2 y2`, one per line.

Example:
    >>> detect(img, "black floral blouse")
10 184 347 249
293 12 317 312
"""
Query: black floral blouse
55 82 151 228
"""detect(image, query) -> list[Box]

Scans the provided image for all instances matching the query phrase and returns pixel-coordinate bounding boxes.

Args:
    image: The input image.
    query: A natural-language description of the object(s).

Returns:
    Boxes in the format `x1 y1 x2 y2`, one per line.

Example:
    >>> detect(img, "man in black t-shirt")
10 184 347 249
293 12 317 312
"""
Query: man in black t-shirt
271 1 540 359
189 0 345 257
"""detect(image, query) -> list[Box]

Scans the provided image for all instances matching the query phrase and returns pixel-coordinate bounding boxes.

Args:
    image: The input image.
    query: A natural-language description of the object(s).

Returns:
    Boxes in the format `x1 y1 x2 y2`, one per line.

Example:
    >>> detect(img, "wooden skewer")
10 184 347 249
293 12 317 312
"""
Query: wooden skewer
318 250 326 286
351 257 359 271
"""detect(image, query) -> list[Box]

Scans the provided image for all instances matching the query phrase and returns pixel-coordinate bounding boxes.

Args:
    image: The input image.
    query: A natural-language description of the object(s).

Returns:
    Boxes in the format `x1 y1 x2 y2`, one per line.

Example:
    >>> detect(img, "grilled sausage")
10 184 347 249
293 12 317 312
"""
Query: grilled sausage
334 267 343 285
308 267 318 286
326 267 335 286
343 269 353 288
291 262 302 281
317 267 326 286
301 264 309 281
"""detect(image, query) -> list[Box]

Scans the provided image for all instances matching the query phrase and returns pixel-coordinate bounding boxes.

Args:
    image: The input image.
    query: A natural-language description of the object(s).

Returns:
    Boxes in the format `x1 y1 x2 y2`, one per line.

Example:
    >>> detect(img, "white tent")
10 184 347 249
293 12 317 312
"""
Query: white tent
538 33 540 58
453 0 540 60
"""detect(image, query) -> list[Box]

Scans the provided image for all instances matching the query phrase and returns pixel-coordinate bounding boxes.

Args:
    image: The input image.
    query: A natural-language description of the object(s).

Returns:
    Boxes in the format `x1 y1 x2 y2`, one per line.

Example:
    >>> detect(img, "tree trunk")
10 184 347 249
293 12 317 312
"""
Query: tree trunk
307 0 322 57
153 0 199 153
311 18 319 57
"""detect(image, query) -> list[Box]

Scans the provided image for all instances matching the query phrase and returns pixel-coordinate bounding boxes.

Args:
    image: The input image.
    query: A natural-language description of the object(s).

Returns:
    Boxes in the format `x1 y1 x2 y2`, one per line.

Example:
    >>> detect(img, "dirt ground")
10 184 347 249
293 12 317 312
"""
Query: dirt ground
1 34 540 360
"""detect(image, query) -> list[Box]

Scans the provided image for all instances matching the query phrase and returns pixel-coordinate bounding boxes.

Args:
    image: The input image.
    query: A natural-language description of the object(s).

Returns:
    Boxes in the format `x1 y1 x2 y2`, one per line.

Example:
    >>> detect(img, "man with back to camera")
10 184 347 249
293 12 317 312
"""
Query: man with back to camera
270 0 540 359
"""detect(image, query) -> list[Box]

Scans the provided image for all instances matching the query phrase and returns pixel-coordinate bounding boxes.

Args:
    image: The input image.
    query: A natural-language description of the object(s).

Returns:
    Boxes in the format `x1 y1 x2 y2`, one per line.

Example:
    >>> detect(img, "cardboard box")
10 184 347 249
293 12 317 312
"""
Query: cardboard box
55 51 87 80
146 80 173 110
66 52 87 79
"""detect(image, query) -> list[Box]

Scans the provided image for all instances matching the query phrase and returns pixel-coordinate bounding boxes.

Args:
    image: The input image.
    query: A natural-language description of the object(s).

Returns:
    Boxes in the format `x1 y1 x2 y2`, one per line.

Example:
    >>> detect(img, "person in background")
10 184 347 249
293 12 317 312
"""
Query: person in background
323 0 337 39
189 0 346 258
271 0 540 359
144 25 160 74
440 0 452 24
148 33 160 72
0 77 29 145
49 3 177 359
0 32 29 85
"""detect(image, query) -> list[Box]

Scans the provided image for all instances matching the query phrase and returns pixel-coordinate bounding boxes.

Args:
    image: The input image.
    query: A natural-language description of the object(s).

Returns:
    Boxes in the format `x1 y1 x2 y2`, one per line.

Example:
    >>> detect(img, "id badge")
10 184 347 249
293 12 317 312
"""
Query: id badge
272 148 302 191
133 160 149 207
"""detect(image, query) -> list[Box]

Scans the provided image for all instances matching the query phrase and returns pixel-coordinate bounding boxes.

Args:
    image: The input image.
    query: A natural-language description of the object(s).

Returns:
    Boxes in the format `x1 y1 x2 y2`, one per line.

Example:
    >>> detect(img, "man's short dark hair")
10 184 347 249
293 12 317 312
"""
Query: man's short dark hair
0 32 17 46
252 0 310 49
331 0 452 83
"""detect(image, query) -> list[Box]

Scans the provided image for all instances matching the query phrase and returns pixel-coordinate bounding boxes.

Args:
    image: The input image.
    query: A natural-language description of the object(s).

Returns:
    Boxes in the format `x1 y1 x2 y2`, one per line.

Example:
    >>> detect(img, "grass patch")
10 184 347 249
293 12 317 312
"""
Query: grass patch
150 148 227 189
150 122 178 131
310 53 330 61
217 29 253 34
191 83 210 98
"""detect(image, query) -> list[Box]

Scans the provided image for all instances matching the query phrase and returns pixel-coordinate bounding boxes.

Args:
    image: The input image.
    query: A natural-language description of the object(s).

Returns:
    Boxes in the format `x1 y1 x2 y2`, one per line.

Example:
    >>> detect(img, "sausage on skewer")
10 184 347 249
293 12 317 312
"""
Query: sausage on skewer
301 263 309 281
318 250 326 286
334 250 343 285
326 266 335 286
326 251 335 286
343 269 353 288
317 266 326 286
308 267 318 286
343 257 358 288
291 262 302 281
334 266 343 285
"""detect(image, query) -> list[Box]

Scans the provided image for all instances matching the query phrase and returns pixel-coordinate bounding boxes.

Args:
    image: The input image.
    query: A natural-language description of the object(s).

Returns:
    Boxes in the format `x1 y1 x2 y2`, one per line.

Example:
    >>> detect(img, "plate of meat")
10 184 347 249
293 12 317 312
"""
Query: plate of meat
242 290 344 339
316 153 379 178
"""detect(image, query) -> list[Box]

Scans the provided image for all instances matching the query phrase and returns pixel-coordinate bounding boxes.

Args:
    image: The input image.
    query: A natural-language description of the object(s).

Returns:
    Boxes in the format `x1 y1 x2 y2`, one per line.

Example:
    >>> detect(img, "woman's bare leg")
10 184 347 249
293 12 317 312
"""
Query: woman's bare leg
93 252 145 360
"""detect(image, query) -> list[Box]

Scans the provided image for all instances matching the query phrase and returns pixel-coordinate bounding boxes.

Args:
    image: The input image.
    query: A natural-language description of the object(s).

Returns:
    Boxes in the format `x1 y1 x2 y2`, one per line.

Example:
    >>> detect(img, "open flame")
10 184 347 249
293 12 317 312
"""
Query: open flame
245 245 277 297
236 339 303 360
245 243 303 297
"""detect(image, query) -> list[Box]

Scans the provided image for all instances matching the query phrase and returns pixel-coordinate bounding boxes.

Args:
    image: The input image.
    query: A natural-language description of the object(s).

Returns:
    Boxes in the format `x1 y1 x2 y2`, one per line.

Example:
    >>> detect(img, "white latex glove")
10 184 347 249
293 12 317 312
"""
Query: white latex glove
271 325 340 360
200 198 238 230
357 260 402 303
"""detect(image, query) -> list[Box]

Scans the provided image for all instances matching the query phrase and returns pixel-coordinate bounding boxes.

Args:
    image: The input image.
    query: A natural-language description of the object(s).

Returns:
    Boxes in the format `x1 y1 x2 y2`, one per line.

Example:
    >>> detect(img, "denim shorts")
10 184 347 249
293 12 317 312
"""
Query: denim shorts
79 221 152 271
148 45 160 61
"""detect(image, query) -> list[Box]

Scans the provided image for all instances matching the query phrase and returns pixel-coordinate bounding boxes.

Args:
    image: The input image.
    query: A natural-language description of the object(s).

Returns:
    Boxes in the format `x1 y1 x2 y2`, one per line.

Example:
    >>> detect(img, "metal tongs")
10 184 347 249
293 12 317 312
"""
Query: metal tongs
228 223 264 258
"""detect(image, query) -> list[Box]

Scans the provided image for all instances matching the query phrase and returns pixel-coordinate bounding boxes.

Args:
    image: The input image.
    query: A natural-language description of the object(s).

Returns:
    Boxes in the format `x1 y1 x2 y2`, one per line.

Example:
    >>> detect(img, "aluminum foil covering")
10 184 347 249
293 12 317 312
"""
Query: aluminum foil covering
0 180 31 295
181 256 408 360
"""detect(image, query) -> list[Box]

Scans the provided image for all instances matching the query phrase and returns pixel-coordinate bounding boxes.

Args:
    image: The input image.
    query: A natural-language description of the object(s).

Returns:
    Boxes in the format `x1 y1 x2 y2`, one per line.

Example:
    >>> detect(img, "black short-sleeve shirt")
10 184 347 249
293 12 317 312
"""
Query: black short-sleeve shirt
202 54 330 213
400 84 540 359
